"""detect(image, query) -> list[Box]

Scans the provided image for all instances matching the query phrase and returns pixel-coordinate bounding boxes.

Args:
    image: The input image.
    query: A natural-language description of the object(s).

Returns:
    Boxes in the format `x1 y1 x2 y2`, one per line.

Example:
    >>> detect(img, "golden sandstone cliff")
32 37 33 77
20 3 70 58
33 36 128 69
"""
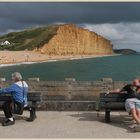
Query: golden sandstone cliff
38 24 114 55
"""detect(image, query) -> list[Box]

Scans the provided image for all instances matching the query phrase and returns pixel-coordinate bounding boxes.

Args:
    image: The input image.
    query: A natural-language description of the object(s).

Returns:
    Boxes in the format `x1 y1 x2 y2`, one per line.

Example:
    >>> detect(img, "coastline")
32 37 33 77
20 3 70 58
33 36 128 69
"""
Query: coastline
0 50 120 67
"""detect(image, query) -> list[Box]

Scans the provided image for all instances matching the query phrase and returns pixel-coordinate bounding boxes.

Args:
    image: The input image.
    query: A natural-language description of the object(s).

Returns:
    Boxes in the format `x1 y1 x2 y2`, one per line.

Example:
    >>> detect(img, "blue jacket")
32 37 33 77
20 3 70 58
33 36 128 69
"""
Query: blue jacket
0 81 28 106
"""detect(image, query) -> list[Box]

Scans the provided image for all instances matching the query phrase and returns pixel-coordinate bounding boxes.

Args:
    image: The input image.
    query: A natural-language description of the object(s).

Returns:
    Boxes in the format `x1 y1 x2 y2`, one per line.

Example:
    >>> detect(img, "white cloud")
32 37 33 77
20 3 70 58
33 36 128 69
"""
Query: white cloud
82 22 140 52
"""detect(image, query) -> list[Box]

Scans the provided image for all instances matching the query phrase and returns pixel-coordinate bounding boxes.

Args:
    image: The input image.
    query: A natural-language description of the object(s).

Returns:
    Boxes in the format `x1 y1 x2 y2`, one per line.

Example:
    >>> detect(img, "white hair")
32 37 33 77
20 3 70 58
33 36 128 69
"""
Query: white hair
12 72 22 81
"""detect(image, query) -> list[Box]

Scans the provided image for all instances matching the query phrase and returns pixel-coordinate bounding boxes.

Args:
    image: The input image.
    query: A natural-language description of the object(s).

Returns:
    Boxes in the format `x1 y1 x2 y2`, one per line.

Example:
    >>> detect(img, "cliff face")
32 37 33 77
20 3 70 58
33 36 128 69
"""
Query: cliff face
38 24 114 55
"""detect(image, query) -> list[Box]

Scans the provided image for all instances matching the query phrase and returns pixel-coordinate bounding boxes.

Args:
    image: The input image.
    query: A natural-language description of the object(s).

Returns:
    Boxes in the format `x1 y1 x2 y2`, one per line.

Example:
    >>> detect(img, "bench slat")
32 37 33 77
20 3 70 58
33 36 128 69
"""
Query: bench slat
105 102 125 110
99 102 125 108
0 92 42 102
100 92 129 98
0 96 11 101
100 98 126 102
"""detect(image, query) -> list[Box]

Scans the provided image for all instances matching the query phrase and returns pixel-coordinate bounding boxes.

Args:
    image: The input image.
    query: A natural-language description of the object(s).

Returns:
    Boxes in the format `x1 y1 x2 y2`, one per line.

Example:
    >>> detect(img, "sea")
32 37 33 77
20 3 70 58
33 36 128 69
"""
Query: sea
0 54 140 81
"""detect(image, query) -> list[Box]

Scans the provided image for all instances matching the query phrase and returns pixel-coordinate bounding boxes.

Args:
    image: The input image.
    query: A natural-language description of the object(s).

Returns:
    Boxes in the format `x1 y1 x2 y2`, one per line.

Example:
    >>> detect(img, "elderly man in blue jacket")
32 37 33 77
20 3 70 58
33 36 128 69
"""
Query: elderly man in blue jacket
0 72 28 126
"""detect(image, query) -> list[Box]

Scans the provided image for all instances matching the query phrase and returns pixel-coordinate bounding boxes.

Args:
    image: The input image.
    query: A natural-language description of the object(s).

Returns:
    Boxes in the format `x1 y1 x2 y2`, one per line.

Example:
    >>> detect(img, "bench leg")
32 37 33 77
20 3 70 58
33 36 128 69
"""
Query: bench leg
26 107 37 122
105 109 111 123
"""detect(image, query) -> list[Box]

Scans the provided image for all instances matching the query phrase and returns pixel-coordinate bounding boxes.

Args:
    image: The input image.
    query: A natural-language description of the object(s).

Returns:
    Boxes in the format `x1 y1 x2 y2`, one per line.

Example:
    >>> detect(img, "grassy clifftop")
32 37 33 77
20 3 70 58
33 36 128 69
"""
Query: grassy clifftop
114 49 138 54
0 25 58 51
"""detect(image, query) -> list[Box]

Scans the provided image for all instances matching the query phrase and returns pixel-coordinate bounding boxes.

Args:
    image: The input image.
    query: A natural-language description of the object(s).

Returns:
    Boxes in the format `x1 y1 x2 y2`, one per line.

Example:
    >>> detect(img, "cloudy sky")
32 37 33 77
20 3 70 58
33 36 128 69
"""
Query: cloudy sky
1 2 140 51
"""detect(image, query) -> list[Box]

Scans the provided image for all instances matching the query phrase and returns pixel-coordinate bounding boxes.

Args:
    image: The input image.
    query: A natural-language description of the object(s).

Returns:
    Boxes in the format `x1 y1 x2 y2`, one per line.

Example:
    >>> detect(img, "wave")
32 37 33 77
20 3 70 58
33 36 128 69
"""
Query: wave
0 61 37 67
0 59 61 68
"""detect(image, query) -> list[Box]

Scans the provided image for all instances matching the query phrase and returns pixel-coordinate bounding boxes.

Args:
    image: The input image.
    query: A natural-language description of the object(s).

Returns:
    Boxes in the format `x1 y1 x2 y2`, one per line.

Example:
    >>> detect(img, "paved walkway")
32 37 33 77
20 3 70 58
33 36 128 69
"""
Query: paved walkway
0 111 139 138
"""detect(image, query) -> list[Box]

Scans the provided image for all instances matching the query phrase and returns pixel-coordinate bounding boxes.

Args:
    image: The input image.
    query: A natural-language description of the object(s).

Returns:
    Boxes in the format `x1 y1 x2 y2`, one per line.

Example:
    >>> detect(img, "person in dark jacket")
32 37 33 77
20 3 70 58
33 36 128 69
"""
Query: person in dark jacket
0 72 28 126
108 79 140 128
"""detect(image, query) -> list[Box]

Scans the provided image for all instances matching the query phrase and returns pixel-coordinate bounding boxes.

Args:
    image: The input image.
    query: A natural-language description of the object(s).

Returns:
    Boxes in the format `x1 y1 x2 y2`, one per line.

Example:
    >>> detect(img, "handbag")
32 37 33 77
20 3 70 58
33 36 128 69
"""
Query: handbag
13 81 25 115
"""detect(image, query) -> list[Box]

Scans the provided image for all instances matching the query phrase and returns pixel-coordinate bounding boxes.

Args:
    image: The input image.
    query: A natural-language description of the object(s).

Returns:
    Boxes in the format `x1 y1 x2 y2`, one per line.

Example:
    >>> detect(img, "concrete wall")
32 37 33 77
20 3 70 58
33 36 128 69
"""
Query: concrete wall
1 78 130 111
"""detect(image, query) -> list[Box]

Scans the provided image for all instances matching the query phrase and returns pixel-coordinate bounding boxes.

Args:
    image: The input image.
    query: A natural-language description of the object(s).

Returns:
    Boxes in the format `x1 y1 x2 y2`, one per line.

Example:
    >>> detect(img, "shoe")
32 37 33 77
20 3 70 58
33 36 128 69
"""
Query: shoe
2 119 15 126
128 124 137 129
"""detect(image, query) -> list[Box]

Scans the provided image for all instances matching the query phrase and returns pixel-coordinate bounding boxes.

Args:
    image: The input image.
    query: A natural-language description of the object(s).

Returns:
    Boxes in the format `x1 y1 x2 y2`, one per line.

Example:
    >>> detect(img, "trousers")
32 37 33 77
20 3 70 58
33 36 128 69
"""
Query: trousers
2 100 24 118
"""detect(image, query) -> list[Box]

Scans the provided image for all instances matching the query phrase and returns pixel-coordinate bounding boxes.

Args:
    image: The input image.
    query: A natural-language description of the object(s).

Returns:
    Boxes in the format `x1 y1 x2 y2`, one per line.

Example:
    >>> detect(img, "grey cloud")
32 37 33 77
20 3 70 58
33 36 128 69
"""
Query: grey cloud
1 2 140 25
83 22 140 51
1 2 140 51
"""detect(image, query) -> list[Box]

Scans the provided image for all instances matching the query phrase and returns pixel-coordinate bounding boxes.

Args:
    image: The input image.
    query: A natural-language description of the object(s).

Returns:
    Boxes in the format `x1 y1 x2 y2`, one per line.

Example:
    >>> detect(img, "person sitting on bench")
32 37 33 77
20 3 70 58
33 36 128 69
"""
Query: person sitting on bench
108 79 140 127
0 72 28 126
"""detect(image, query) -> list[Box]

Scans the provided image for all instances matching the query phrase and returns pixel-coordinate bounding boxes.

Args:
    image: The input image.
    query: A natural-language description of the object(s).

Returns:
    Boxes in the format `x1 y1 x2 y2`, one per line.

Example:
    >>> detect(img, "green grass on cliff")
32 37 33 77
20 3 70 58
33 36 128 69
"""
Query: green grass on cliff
0 25 58 51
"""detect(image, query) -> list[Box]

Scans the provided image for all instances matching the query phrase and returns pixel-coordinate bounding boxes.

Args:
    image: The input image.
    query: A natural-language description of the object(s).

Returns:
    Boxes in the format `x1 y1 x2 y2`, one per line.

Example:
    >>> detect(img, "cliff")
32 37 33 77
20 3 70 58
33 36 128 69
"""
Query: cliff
38 24 114 55
0 23 114 55
114 49 138 55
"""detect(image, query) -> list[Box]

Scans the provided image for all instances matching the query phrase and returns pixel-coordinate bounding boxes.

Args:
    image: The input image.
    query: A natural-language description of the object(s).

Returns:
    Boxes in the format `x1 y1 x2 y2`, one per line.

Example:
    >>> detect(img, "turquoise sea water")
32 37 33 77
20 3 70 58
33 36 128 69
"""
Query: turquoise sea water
0 55 140 81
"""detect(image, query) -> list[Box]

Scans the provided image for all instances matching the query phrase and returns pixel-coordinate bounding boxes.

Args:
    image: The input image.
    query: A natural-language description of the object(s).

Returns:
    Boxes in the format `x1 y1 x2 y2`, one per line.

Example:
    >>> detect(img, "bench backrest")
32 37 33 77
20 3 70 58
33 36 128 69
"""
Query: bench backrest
100 92 129 102
99 92 129 110
0 92 42 102
27 92 42 102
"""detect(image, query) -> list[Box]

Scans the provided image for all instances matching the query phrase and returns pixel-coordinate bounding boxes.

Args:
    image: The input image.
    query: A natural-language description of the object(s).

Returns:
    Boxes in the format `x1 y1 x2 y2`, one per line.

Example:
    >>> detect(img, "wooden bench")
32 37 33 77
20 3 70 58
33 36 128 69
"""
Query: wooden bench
98 92 129 123
0 92 42 122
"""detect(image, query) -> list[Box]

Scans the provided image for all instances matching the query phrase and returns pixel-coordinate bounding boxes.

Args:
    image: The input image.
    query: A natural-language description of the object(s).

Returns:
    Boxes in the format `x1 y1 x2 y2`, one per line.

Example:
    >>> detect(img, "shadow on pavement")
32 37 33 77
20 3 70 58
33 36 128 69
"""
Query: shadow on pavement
69 111 136 133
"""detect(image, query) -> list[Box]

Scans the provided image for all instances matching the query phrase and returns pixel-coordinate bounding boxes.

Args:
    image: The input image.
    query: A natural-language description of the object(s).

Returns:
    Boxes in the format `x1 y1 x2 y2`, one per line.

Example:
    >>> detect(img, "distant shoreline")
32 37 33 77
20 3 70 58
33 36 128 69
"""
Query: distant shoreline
0 50 120 67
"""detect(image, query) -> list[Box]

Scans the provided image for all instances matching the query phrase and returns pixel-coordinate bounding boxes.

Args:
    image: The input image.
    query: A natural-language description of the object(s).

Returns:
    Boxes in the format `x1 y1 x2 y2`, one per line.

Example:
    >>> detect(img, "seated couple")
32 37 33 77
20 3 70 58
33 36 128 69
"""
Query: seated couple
0 72 28 126
109 79 140 128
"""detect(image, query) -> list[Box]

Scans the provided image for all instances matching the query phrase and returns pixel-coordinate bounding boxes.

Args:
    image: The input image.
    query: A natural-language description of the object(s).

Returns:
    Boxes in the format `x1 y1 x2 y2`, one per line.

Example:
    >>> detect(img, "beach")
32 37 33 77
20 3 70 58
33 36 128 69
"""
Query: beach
0 50 118 66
